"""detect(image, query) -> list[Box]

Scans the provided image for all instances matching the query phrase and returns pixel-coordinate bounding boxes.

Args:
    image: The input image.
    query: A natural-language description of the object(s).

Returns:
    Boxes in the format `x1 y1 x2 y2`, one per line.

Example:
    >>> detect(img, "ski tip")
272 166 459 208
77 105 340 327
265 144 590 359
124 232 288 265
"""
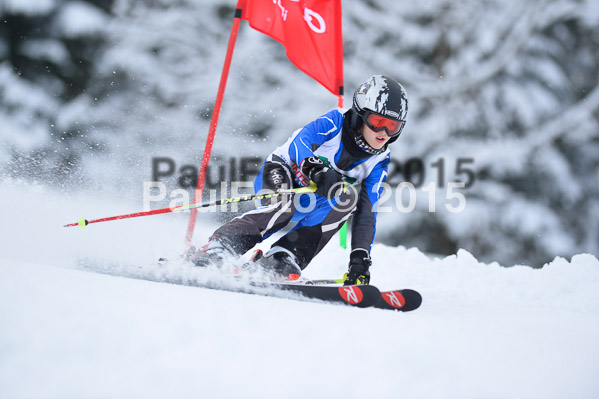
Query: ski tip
377 289 423 312
399 289 422 311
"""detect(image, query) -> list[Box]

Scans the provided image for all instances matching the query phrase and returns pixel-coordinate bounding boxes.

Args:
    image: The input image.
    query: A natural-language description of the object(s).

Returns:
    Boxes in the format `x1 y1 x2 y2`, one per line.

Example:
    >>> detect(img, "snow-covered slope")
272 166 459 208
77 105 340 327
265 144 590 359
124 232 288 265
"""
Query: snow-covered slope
1 179 598 399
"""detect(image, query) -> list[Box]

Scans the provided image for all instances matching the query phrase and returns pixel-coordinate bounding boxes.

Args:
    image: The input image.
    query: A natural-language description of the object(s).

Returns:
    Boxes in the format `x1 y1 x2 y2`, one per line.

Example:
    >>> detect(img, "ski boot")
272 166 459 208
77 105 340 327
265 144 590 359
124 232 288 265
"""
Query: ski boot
186 236 238 268
254 246 302 280
343 249 371 285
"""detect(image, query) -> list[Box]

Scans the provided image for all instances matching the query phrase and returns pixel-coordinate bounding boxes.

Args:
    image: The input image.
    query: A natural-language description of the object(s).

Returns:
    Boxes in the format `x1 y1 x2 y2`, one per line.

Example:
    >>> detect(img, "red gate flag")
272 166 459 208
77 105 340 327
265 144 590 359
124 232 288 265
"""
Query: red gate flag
185 1 344 246
238 0 344 96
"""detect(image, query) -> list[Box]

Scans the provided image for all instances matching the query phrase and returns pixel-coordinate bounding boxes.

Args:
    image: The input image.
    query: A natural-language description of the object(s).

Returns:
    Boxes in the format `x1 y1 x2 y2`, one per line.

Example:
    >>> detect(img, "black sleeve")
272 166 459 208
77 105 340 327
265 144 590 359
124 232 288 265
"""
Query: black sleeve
350 184 377 254
350 158 390 254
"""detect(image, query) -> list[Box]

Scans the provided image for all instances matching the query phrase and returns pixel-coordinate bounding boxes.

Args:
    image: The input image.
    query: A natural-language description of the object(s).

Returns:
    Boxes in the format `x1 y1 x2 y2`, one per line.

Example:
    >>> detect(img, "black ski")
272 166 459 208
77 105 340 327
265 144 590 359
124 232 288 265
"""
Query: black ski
266 282 382 308
290 278 423 312
243 250 422 311
79 257 420 311
375 289 422 312
79 258 381 309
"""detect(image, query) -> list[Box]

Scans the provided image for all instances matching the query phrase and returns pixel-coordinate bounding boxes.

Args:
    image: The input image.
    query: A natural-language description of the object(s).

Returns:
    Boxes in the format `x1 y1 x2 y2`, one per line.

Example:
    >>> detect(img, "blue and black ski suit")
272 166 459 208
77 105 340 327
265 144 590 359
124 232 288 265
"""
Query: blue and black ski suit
213 108 391 269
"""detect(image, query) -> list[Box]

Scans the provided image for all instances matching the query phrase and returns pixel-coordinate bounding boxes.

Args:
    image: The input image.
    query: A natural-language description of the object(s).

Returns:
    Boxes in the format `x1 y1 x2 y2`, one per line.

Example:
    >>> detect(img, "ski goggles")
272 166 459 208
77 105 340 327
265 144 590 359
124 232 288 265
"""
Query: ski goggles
362 110 405 137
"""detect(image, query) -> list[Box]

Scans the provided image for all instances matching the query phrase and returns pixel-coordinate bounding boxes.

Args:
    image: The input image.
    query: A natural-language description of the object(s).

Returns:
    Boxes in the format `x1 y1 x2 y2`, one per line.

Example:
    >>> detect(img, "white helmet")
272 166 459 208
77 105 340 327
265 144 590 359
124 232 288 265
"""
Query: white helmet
352 75 408 143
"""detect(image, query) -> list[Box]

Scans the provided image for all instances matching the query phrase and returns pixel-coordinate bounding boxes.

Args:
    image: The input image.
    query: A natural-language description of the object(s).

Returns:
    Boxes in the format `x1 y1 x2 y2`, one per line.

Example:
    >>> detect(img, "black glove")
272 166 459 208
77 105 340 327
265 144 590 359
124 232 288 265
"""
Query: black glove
344 249 372 285
260 162 291 205
301 156 344 198
263 162 291 191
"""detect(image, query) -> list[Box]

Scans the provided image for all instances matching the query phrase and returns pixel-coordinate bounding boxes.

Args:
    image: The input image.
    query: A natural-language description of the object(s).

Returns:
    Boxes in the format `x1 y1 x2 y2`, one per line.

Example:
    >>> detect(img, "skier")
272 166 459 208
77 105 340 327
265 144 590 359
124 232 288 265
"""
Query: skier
189 74 408 285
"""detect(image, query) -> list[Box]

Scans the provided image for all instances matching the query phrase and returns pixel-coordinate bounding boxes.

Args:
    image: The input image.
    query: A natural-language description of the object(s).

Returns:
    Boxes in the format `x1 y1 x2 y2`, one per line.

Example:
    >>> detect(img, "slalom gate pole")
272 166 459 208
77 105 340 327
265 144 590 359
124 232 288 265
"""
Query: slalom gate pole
63 183 316 230
184 2 244 247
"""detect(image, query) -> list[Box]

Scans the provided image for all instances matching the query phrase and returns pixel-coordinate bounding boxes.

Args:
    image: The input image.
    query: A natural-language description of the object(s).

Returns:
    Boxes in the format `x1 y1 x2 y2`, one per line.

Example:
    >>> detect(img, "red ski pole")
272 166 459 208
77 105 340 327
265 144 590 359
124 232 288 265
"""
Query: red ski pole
63 183 316 229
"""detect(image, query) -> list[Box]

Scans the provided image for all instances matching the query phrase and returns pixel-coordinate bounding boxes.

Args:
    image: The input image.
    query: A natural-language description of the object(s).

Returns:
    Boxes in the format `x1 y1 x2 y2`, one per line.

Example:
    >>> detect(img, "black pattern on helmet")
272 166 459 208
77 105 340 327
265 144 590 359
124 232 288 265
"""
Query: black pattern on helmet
352 75 409 145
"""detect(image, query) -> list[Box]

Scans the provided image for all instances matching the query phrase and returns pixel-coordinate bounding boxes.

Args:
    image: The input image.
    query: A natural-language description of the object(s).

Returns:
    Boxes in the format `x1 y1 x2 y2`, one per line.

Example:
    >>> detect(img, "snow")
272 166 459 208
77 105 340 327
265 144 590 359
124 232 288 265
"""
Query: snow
1 179 599 398
2 0 599 395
